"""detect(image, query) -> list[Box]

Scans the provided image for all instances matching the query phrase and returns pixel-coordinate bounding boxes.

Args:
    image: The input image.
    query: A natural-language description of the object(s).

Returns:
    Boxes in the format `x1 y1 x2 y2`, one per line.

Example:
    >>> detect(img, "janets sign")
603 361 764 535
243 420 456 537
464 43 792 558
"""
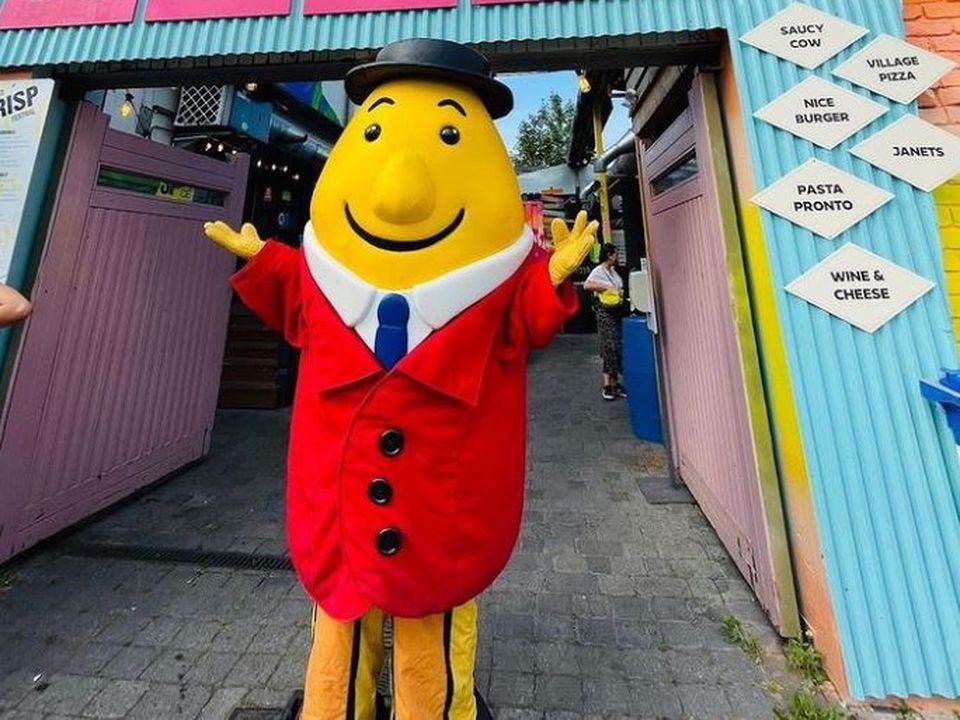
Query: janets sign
0 0 553 28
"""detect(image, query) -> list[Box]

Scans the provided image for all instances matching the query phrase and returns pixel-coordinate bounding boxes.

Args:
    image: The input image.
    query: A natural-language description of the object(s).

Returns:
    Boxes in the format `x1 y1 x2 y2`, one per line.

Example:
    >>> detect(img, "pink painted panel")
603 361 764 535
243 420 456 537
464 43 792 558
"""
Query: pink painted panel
0 103 247 562
304 0 454 15
145 0 290 21
644 81 780 624
471 0 561 5
0 0 136 28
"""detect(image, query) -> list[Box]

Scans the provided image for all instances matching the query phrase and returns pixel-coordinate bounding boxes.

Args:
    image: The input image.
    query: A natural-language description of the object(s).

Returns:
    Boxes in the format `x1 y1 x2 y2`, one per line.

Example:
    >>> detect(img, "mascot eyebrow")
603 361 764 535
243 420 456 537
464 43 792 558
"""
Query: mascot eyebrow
368 96 395 111
438 98 467 116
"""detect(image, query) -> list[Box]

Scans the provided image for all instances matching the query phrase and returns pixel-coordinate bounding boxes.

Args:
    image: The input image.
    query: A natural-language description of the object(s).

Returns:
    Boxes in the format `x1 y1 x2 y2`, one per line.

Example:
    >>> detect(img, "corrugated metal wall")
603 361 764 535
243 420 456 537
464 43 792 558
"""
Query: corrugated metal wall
1 0 958 701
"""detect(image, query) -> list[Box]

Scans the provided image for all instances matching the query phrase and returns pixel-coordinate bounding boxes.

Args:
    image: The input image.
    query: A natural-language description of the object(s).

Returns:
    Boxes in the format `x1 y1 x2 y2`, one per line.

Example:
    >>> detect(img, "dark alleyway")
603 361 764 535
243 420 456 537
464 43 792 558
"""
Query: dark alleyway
0 335 793 719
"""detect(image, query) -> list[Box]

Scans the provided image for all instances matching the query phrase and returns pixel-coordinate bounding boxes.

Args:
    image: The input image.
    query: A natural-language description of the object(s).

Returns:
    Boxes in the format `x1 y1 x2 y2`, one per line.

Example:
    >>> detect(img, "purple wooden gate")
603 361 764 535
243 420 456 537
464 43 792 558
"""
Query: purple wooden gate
0 102 248 562
641 74 798 633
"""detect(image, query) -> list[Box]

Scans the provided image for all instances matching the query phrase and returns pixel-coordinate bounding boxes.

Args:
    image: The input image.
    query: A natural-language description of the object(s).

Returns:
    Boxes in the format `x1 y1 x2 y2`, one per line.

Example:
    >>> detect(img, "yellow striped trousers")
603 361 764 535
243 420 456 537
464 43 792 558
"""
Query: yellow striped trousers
301 600 479 720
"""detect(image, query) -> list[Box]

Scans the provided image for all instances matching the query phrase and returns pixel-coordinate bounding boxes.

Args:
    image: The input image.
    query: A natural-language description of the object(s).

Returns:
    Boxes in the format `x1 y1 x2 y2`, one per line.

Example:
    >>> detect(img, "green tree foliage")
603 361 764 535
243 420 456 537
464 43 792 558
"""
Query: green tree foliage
511 91 576 170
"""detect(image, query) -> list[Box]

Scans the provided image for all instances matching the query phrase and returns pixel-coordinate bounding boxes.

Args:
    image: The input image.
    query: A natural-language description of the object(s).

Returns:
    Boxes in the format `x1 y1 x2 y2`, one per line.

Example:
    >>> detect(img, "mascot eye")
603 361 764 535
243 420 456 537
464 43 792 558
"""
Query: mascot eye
364 124 382 142
440 126 460 146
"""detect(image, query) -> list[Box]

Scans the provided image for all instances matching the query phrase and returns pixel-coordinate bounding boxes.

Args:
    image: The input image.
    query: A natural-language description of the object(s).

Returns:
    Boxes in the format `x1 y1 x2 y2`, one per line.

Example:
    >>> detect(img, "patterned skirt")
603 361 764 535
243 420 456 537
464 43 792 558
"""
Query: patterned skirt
595 308 622 375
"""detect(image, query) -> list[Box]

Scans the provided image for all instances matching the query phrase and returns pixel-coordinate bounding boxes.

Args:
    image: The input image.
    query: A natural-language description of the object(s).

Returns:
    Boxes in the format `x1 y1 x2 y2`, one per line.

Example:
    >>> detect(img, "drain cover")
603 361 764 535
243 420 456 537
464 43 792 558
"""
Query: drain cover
229 691 302 720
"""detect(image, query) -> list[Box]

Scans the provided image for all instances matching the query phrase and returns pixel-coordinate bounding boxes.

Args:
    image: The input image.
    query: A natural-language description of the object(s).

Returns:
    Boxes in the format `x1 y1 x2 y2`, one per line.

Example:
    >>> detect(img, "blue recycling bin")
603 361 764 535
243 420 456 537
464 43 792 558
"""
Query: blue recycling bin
622 315 664 444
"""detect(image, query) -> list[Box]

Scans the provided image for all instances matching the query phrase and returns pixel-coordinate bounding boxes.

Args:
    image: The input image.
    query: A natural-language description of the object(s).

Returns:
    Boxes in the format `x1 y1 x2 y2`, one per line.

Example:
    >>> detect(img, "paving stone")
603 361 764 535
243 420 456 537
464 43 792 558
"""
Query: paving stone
723 683 777 718
534 614 576 643
583 677 633 713
126 682 212 719
184 650 240 686
267 652 306 691
135 616 183 646
225 652 281 687
534 674 583 712
494 710 544 720
249 623 300 654
494 613 536 642
491 640 536 673
664 650 721 685
534 643 579 676
80 679 149 718
678 682 735 718
17 673 105 715
140 648 199 683
489 672 535 708
171 619 224 650
99 645 160 680
198 686 249 720
628 681 684 718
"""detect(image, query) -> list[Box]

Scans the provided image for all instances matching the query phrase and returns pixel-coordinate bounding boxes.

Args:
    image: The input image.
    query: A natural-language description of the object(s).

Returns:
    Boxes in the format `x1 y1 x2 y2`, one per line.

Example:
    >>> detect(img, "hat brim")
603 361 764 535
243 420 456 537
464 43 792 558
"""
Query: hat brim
345 61 514 119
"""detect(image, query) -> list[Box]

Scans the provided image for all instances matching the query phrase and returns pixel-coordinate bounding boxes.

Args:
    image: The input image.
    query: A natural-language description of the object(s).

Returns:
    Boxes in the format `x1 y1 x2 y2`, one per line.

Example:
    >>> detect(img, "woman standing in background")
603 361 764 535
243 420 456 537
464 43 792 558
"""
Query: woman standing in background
584 243 626 401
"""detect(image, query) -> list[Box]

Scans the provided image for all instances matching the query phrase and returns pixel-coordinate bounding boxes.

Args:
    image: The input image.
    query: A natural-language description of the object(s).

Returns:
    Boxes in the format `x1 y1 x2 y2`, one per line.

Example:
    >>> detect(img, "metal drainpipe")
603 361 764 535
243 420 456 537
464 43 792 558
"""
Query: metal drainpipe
591 104 611 263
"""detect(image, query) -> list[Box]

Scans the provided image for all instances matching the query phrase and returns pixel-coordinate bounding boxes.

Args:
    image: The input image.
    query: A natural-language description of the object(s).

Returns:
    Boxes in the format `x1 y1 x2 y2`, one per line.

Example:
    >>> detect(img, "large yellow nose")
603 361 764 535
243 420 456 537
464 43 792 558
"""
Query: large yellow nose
372 150 437 225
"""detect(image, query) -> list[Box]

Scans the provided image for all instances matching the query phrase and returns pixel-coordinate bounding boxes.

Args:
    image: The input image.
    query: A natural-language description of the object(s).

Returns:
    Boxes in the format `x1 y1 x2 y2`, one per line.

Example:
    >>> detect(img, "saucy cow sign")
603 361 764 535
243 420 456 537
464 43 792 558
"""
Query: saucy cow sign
0 0 543 26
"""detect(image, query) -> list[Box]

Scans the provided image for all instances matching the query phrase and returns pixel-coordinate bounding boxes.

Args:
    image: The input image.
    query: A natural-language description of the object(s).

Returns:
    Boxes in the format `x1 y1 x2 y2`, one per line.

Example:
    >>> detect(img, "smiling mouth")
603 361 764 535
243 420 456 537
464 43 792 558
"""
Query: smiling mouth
344 204 465 252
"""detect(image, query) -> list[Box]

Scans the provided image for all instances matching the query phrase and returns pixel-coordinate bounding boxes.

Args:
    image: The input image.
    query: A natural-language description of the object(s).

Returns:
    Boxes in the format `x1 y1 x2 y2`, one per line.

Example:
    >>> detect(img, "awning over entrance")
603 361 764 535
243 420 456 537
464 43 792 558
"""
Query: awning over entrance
0 1 724 81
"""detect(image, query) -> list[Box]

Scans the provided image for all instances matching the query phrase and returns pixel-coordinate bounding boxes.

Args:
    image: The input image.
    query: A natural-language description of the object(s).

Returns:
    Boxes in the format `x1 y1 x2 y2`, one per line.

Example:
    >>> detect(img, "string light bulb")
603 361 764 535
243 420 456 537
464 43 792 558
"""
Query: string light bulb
577 73 591 94
120 92 135 118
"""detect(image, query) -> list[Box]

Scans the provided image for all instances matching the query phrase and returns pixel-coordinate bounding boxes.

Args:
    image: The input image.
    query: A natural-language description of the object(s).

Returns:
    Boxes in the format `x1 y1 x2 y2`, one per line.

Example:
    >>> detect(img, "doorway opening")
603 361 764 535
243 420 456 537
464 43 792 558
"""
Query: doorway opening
0 31 800 647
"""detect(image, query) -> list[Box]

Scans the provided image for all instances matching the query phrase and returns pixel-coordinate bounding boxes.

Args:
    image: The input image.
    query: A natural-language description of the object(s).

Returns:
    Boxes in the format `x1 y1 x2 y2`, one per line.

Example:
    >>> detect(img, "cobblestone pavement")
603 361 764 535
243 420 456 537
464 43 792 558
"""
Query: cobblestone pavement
0 335 807 719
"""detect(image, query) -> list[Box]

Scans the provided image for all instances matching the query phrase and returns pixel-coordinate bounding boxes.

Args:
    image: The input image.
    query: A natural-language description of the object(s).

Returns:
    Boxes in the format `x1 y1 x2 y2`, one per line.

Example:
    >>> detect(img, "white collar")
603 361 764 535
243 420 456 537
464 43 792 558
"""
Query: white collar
302 221 534 333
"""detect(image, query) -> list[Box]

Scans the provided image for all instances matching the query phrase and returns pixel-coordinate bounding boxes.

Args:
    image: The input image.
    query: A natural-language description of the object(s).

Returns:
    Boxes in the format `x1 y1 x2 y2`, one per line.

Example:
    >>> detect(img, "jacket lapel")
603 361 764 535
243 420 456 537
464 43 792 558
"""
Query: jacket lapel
302 254 529 403
395 266 523 406
302 269 384 392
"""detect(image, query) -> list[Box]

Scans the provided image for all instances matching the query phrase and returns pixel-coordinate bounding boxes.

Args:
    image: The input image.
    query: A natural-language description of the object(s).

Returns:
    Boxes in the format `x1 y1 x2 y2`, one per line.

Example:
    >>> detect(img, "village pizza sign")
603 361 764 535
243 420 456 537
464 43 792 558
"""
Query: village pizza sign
0 0 544 28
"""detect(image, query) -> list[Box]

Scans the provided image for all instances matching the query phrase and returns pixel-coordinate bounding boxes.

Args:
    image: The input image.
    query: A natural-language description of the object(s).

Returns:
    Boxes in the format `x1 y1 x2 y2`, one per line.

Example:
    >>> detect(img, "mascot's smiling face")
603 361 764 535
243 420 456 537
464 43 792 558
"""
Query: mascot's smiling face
309 77 525 290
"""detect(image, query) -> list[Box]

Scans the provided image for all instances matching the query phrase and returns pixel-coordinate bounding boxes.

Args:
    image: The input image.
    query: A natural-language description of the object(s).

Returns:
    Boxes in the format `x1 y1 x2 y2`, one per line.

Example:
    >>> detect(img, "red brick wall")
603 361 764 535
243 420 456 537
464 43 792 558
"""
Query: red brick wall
906 0 960 130
906 0 960 341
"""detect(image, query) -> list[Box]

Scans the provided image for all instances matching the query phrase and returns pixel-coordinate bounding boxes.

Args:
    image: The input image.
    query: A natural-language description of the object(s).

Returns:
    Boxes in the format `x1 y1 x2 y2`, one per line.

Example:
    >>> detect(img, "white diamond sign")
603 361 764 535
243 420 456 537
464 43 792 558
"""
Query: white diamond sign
786 243 935 332
740 2 868 70
755 76 887 149
851 114 960 192
833 34 956 104
751 159 894 239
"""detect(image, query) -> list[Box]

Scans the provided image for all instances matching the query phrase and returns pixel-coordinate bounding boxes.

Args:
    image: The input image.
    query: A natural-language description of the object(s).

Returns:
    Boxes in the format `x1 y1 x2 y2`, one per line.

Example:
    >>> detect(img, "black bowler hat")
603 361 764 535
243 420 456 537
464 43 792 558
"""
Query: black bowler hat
345 38 513 119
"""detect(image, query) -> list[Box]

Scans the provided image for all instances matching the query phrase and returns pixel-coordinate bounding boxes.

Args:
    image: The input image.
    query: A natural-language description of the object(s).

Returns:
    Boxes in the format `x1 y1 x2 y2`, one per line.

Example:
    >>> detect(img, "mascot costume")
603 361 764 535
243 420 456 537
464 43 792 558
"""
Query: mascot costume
204 38 597 720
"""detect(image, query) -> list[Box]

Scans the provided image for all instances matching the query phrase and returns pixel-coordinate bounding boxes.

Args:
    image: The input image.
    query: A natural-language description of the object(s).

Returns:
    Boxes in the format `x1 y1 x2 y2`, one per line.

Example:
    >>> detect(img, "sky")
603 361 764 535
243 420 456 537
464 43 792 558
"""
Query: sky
495 71 633 160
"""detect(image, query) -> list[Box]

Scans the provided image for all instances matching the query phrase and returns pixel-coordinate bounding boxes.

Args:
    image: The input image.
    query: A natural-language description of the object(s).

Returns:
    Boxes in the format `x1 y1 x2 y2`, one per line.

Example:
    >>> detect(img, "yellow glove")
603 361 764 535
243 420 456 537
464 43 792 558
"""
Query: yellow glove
549 211 599 286
203 221 265 259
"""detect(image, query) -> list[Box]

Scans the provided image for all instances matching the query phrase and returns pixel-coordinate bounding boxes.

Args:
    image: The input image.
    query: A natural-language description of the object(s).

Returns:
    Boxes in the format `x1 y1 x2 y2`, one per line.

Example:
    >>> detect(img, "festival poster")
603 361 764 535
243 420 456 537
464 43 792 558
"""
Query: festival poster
145 0 290 22
304 0 455 15
0 0 136 29
0 80 55 284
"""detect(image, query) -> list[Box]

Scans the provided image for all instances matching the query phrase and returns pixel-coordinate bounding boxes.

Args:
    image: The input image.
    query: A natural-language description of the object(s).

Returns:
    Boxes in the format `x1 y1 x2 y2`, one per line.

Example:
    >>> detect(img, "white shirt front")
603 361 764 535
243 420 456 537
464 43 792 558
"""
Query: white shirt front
302 222 534 353
586 263 623 290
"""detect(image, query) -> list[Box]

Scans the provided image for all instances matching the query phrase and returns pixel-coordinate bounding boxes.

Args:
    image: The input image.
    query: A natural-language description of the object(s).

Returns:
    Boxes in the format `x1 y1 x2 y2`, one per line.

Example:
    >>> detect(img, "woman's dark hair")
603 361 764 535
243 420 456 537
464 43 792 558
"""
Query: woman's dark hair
601 243 618 261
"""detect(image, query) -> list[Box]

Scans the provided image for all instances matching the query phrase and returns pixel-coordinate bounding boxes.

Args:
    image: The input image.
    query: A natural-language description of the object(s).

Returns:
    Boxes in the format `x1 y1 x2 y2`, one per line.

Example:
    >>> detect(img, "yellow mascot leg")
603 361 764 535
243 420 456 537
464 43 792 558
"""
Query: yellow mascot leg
302 605 385 720
392 600 478 720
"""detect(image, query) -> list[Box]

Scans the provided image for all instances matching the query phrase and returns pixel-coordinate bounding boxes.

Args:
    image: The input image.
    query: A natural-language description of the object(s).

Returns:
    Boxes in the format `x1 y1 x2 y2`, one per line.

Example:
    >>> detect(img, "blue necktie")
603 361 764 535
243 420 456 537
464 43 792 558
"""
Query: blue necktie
375 294 409 370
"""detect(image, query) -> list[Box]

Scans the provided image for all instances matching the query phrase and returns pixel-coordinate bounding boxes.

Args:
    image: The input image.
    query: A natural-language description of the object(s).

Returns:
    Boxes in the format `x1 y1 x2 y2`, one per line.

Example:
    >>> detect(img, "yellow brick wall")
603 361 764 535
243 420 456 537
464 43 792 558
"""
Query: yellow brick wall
906 0 960 340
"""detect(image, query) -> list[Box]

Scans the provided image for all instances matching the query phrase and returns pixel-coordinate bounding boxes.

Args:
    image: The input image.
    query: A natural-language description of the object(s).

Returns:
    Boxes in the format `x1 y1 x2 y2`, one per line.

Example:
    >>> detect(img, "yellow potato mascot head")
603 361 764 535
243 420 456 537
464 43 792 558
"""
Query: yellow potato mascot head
204 38 596 720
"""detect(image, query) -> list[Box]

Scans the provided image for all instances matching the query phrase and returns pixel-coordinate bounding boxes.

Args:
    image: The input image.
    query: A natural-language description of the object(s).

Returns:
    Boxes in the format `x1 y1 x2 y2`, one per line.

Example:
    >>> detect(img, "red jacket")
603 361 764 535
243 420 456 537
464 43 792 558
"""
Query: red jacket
231 240 577 620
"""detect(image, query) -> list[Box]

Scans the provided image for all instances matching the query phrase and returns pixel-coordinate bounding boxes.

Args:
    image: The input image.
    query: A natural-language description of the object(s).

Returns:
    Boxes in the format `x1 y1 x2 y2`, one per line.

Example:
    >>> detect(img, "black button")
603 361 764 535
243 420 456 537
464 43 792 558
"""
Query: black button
368 478 393 505
377 528 402 556
379 428 404 456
